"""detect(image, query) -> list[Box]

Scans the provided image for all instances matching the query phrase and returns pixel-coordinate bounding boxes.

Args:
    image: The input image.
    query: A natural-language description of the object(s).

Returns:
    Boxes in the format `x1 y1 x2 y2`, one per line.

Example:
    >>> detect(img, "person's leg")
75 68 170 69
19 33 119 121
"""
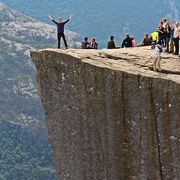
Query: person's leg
57 33 61 49
166 37 170 52
62 33 68 48
163 35 166 47
158 36 163 45
157 56 161 71
169 40 174 53
174 38 179 55
176 37 179 55
153 57 158 71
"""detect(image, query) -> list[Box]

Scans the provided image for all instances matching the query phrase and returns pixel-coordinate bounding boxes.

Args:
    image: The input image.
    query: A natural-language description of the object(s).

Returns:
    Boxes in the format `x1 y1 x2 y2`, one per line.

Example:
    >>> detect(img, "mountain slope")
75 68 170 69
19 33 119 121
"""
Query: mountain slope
0 2 80 179
1 0 180 47
0 1 80 125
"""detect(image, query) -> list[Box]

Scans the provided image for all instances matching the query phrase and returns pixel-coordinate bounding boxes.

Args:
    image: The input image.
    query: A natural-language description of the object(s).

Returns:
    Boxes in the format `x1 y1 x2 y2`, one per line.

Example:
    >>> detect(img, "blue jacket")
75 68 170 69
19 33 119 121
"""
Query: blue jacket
52 19 69 33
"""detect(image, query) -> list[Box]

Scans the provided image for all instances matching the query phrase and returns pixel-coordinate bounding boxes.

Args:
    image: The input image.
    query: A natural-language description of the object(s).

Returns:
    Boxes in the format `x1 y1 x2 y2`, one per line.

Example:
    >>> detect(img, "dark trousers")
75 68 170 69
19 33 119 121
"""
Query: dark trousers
165 36 170 52
158 36 163 45
57 32 68 49
174 37 179 55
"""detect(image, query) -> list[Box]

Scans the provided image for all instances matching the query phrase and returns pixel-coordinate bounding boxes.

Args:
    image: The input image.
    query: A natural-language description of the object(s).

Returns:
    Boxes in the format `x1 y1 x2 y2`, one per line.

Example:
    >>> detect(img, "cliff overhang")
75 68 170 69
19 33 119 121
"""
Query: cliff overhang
31 47 180 180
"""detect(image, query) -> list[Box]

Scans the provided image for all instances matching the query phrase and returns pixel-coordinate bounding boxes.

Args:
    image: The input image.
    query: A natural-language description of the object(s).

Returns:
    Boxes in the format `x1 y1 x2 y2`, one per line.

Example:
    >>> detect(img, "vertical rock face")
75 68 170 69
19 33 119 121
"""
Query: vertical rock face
31 48 180 180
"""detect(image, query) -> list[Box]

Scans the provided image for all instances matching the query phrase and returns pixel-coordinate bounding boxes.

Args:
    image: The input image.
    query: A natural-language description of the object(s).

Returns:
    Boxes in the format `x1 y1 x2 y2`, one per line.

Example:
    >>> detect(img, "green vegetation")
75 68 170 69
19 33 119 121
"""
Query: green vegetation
0 118 56 179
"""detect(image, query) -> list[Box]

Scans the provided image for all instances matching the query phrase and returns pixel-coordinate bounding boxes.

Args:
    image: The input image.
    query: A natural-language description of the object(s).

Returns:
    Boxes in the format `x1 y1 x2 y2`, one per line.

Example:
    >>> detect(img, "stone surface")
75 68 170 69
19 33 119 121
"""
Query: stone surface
31 47 180 180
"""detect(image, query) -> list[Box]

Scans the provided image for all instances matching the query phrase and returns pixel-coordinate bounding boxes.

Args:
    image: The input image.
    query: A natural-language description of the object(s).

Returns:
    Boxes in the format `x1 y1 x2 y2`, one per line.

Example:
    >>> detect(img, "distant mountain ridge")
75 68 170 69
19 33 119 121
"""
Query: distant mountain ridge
1 0 180 47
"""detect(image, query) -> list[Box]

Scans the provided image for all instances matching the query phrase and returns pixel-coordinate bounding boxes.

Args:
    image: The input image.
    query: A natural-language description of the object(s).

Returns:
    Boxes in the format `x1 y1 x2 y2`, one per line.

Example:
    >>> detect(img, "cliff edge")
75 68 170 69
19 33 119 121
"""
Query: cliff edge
31 47 180 180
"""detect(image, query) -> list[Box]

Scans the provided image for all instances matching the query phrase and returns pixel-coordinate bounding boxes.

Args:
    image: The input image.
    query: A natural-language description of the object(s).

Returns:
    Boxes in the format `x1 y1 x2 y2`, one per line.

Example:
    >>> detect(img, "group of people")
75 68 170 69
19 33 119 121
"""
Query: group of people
82 34 135 49
81 37 98 49
106 17 180 55
48 15 180 72
144 17 180 71
142 17 180 55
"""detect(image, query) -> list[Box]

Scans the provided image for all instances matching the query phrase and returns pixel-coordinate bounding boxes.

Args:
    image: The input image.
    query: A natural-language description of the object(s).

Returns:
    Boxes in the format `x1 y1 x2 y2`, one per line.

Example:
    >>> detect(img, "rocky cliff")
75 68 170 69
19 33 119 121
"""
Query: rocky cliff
31 47 180 180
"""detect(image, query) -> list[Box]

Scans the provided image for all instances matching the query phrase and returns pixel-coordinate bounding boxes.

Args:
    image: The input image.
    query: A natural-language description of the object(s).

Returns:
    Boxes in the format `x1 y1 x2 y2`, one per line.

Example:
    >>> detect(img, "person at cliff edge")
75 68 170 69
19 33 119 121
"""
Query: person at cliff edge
48 14 73 49
121 34 133 48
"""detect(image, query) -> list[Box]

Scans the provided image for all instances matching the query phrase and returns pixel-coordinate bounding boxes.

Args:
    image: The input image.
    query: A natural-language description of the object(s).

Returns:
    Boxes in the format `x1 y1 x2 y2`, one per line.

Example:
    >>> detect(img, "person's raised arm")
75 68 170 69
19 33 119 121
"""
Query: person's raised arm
69 14 74 20
170 17 175 28
170 17 174 24
48 15 53 20
63 14 74 24
48 15 57 24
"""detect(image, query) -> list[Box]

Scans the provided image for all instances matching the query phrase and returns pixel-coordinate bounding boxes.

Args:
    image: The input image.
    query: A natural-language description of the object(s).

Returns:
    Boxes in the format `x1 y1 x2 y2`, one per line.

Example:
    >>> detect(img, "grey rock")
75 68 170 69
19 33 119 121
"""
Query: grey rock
31 47 180 180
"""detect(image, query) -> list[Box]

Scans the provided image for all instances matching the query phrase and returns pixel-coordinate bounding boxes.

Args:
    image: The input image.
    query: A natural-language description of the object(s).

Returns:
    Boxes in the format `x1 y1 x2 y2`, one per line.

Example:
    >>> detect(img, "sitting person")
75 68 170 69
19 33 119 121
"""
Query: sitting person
107 36 116 49
142 33 150 46
90 38 98 49
81 37 90 49
121 34 132 48
131 37 136 47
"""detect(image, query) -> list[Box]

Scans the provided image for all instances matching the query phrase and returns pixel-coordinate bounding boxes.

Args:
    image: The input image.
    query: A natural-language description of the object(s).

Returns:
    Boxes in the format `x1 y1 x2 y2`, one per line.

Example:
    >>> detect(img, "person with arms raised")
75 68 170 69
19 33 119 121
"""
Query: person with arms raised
156 21 165 46
48 14 73 49
171 18 180 55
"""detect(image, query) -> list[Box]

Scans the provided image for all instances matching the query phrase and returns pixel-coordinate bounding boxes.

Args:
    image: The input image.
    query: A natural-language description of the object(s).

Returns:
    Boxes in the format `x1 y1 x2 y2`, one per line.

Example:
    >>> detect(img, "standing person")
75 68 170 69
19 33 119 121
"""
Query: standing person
169 26 174 53
153 43 163 71
156 21 165 46
171 18 180 55
90 38 98 49
107 36 116 49
164 23 171 52
121 34 132 48
48 15 73 49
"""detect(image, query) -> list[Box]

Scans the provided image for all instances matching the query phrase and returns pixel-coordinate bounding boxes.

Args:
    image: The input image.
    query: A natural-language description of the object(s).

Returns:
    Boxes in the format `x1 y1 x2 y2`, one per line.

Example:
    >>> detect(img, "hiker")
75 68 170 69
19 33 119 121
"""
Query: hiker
82 37 90 49
162 17 168 46
164 22 171 52
156 21 165 45
48 14 73 49
153 43 163 71
107 36 116 49
121 34 132 48
142 33 151 46
90 38 98 49
171 18 180 55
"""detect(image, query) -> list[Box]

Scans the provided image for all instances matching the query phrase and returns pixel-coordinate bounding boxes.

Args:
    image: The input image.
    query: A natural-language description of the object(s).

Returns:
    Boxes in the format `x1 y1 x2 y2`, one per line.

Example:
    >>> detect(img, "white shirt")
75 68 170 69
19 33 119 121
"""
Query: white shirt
163 22 167 28
174 26 180 38
153 46 161 57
